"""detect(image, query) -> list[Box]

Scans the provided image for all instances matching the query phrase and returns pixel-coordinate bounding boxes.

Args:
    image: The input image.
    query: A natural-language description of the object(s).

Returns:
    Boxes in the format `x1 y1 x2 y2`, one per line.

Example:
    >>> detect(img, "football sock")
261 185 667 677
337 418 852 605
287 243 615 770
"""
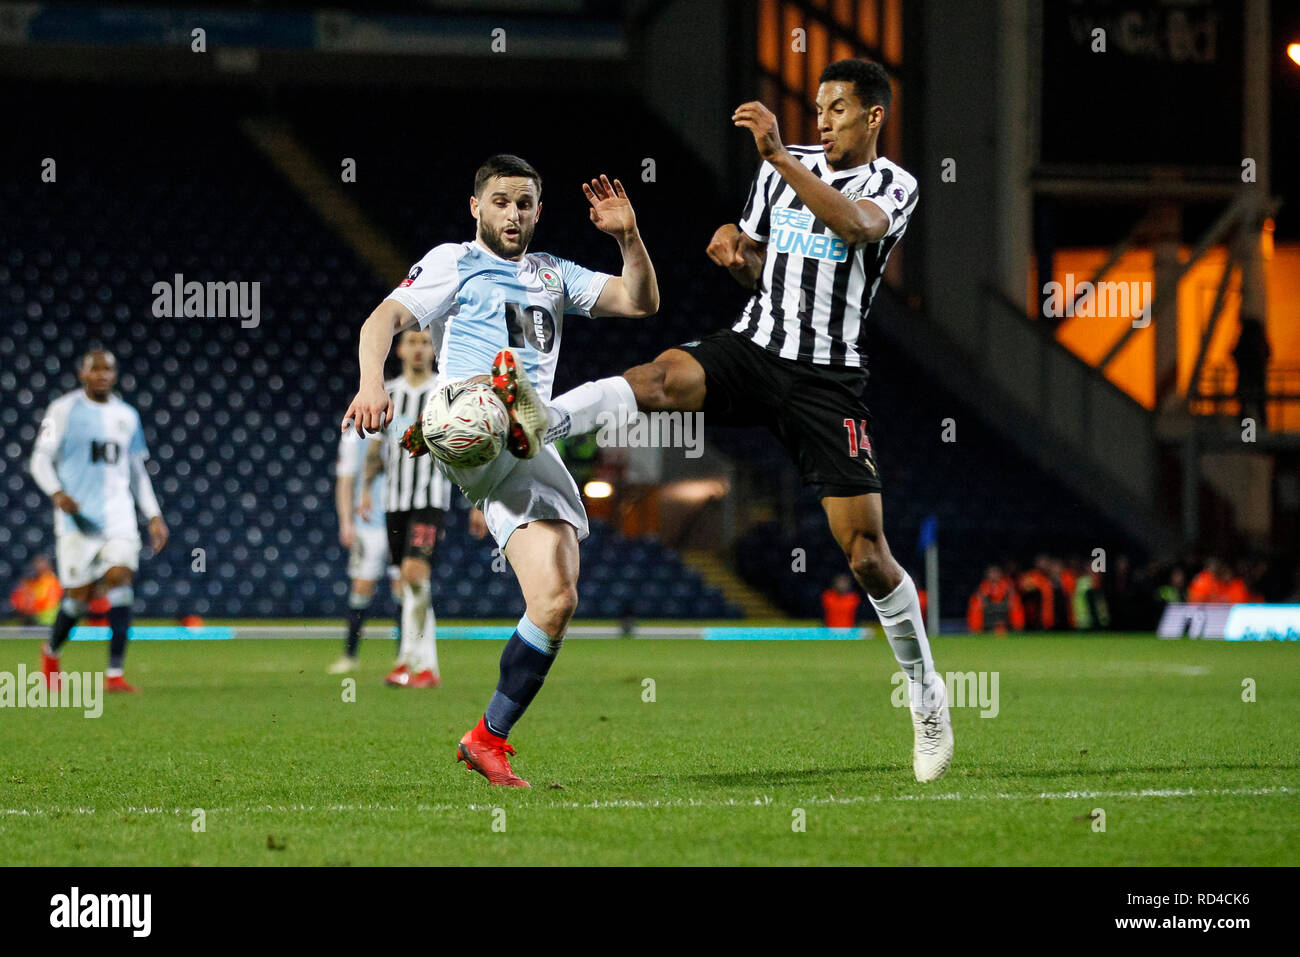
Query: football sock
401 580 431 671
106 586 133 674
419 605 439 675
868 573 941 713
47 597 88 655
545 375 637 443
344 590 371 658
482 615 562 738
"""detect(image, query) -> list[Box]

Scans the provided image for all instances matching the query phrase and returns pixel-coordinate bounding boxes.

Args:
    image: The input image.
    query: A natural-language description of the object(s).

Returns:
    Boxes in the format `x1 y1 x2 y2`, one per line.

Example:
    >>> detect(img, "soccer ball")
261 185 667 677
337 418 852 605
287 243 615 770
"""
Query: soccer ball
420 381 509 468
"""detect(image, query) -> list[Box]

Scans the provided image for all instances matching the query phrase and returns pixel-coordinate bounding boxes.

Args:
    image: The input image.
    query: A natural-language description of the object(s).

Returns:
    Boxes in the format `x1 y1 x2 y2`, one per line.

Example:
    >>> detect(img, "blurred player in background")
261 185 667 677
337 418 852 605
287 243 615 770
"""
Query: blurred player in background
522 60 953 782
343 155 658 786
330 428 396 674
29 350 168 693
360 329 459 689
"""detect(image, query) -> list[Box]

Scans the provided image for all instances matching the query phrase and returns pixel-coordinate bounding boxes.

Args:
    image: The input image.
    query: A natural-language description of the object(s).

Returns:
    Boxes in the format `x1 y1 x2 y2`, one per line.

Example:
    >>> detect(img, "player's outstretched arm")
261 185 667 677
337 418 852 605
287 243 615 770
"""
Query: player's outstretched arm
732 101 889 245
343 300 416 437
585 174 660 317
335 473 356 548
30 406 78 512
362 438 385 484
129 452 167 551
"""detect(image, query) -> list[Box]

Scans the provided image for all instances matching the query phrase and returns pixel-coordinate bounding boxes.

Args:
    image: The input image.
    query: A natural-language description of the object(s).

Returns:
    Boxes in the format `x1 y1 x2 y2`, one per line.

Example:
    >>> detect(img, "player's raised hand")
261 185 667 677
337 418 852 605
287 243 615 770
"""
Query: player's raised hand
732 101 784 161
706 223 747 268
583 175 637 238
148 514 169 552
342 382 393 437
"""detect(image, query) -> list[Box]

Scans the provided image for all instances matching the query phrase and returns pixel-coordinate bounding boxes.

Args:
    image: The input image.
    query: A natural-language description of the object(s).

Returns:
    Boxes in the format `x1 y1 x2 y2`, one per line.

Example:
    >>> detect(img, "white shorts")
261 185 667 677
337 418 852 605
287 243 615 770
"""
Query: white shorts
438 443 588 550
347 524 390 583
56 529 141 590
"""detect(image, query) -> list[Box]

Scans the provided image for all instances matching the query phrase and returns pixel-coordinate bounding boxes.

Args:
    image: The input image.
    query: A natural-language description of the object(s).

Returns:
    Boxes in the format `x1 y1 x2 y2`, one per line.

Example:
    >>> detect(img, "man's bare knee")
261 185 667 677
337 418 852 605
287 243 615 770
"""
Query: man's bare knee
847 536 899 596
400 559 430 586
528 584 578 636
101 567 133 589
623 362 668 410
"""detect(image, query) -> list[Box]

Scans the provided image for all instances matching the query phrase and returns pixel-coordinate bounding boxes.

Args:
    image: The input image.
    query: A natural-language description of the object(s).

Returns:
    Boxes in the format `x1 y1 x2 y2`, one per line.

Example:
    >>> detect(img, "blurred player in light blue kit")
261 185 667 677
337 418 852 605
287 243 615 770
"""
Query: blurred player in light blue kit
29 350 168 692
330 428 393 674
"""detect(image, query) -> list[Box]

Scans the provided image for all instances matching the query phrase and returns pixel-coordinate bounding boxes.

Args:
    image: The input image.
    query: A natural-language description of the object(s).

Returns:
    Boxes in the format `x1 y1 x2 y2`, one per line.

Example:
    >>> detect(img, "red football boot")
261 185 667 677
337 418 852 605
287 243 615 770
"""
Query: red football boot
491 348 547 460
385 664 411 687
104 674 139 693
456 717 529 787
410 669 441 689
41 648 61 691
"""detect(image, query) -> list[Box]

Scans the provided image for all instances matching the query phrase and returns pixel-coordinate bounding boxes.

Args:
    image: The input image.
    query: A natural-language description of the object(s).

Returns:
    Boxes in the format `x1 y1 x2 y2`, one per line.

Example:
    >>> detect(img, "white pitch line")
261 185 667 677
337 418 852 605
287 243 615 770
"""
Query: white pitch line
0 786 1289 818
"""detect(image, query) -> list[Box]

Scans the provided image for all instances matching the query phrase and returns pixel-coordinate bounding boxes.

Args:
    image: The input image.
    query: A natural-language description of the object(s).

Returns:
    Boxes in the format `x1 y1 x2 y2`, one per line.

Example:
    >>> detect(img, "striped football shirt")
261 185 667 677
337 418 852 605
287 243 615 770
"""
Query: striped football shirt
734 146 918 369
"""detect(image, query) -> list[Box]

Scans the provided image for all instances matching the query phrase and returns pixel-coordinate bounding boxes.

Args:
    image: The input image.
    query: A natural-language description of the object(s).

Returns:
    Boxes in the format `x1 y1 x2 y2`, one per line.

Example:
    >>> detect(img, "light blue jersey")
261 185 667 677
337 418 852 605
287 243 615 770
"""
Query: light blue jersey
336 430 385 530
385 240 611 403
30 391 159 539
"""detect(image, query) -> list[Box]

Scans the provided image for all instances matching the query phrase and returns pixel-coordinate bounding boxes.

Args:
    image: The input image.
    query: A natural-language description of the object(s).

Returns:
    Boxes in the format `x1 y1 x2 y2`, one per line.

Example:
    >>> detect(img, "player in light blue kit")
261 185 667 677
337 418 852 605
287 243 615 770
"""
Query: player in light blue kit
343 155 658 786
330 428 392 674
29 350 168 693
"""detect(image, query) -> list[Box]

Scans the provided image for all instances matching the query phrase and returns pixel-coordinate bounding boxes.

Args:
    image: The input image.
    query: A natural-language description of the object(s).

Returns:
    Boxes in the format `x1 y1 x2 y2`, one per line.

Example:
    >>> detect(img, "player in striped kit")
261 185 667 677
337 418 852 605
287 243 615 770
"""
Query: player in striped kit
522 60 953 782
360 329 461 689
343 154 658 785
29 350 168 693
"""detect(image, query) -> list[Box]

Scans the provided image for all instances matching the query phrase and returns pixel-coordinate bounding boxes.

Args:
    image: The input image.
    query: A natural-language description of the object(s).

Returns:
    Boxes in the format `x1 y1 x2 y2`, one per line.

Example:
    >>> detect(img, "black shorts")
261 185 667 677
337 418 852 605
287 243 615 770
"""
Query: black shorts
386 508 446 565
677 329 882 497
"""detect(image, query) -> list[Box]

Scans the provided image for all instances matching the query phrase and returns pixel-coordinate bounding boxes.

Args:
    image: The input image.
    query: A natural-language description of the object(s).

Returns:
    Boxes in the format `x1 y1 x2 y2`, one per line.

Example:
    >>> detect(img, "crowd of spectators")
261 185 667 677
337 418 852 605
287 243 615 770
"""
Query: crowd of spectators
966 553 1290 634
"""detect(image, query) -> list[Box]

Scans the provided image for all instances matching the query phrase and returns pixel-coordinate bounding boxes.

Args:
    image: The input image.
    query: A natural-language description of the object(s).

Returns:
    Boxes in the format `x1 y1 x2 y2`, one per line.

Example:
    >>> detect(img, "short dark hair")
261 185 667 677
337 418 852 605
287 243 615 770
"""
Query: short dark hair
80 348 115 370
819 58 892 116
473 154 542 198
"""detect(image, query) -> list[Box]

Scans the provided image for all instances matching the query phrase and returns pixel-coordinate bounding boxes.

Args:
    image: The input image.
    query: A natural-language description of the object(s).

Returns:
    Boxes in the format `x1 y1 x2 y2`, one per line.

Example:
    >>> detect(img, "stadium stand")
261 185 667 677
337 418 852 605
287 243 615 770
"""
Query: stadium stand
0 84 738 620
2 82 1141 623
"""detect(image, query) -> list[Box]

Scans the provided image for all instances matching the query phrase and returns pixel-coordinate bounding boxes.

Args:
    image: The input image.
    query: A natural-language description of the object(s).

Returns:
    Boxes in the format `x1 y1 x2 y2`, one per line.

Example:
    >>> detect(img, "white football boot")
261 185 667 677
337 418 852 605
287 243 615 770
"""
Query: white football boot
911 674 954 783
327 656 359 675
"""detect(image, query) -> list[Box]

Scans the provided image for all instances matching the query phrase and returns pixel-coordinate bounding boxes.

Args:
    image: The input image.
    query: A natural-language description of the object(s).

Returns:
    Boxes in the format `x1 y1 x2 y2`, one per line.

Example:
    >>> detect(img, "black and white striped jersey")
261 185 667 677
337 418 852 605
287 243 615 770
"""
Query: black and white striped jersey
734 147 918 369
380 375 452 513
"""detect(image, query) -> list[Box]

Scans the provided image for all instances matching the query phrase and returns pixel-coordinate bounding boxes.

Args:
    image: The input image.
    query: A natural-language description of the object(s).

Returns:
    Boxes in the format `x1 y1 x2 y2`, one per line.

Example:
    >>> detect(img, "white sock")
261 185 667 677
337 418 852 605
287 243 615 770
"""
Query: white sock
395 623 410 667
401 580 430 671
546 376 637 442
420 605 439 675
868 573 940 713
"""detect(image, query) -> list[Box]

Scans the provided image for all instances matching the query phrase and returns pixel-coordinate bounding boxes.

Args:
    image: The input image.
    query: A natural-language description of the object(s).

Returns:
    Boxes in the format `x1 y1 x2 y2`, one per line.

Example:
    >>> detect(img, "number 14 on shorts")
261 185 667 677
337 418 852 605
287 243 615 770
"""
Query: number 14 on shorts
842 418 873 458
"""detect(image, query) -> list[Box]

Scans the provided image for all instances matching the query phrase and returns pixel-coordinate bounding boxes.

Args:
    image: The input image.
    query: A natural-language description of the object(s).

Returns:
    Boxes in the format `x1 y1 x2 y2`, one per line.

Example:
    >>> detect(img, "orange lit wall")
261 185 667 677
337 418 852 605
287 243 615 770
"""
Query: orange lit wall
756 0 903 158
1027 243 1300 431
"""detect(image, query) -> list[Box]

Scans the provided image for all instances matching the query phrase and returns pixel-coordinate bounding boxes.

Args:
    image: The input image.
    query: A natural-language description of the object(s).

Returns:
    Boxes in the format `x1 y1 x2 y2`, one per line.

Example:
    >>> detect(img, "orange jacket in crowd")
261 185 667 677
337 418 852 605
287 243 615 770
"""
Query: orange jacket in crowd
10 570 62 619
1223 578 1263 603
1187 570 1234 603
1018 569 1056 629
822 589 861 628
968 580 1024 634
1057 568 1077 628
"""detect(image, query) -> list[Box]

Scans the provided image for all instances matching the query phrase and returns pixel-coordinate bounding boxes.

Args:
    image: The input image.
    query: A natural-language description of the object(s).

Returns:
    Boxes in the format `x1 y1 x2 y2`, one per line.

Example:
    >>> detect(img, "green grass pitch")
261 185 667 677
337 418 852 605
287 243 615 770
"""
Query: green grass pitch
1 632 1295 866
